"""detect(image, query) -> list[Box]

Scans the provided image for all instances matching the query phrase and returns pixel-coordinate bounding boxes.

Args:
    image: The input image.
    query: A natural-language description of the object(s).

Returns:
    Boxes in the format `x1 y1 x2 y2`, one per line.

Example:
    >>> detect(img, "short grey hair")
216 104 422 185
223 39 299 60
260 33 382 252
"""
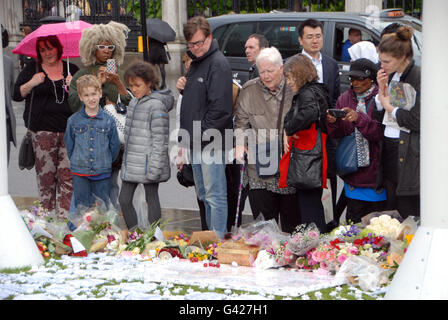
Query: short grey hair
256 47 283 68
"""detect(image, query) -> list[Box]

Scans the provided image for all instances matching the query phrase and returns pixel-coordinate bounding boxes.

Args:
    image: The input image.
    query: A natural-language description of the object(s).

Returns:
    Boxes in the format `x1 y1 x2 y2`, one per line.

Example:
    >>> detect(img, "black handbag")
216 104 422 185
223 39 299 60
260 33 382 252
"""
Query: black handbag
255 84 287 178
286 125 323 190
18 87 36 171
176 164 195 188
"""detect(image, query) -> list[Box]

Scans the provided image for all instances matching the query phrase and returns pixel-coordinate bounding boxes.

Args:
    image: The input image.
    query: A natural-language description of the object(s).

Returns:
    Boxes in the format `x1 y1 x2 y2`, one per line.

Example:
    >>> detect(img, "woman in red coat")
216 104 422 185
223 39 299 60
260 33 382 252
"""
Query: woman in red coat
326 58 386 223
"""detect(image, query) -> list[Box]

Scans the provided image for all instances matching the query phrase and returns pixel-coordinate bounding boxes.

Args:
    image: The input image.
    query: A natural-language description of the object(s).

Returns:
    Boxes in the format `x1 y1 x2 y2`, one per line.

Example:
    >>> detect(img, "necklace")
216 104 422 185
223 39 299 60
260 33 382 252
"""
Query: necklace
51 79 65 104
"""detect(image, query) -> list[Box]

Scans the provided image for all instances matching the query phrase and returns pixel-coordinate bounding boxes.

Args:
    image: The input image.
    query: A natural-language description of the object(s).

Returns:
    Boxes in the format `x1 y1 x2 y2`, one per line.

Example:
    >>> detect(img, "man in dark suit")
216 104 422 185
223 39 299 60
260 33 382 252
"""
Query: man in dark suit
245 34 269 80
298 19 341 229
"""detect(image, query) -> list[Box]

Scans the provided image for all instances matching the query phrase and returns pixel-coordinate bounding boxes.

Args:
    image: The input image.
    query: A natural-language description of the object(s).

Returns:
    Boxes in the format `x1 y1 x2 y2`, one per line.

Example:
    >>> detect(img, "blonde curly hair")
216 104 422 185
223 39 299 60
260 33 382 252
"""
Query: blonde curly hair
79 21 129 67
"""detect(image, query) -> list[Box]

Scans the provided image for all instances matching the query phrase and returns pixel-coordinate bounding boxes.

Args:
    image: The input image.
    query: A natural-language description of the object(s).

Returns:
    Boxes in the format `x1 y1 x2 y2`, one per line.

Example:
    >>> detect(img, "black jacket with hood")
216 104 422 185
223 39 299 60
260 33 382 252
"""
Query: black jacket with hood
179 39 234 150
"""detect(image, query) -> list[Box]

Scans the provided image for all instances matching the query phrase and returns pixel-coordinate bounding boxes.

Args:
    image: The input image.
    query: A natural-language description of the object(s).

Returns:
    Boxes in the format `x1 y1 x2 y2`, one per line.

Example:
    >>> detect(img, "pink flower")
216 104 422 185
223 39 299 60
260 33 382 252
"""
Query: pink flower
296 257 305 268
312 250 326 262
85 215 92 222
337 254 348 264
308 257 318 266
325 250 337 262
308 231 319 239
347 246 358 255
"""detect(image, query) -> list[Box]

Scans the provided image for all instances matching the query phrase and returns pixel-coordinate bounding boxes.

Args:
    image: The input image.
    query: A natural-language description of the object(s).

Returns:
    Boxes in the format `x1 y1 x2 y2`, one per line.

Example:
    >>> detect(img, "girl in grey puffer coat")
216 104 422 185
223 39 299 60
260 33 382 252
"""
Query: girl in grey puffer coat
119 61 174 230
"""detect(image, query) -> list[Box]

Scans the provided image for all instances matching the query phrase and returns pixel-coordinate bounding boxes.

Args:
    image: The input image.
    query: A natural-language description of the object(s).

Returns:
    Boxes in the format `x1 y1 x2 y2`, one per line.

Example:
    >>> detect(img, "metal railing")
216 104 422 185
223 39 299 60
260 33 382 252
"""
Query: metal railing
21 0 160 51
21 0 423 51
187 0 347 17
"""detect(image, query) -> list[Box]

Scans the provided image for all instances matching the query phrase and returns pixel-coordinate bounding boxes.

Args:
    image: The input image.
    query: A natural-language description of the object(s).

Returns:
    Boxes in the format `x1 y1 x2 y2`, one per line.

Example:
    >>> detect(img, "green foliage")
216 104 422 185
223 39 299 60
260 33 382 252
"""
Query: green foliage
188 0 345 17
126 0 162 21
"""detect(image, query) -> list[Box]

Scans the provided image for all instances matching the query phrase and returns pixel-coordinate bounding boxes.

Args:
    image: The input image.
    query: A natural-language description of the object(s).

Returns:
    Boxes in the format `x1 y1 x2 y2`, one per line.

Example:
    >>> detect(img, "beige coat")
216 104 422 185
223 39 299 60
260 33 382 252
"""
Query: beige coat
234 78 294 191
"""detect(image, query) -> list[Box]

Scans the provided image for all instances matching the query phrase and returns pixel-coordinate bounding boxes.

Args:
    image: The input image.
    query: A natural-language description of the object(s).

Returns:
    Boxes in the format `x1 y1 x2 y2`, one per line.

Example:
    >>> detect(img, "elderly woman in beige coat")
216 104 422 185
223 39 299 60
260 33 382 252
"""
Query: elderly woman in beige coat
234 47 300 234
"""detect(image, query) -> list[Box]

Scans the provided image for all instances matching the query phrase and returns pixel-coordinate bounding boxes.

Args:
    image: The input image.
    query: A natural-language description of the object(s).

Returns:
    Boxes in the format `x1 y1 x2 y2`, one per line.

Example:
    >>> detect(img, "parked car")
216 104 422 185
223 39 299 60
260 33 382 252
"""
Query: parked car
208 9 422 92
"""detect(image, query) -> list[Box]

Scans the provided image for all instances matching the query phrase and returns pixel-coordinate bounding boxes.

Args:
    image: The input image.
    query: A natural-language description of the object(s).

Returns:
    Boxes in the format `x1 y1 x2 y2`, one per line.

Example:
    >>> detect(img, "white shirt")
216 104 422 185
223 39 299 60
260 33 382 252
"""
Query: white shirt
375 72 402 138
302 50 323 83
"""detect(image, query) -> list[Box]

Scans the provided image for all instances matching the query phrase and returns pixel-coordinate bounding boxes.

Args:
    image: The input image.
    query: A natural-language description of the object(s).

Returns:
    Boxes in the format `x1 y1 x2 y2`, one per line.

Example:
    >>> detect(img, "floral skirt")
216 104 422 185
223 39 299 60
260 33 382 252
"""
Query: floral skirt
31 131 73 218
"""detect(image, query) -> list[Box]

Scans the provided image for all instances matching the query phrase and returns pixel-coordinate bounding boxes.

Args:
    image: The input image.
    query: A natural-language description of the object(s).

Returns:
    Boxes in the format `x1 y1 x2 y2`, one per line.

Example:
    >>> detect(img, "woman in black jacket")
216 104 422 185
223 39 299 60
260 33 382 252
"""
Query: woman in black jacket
13 35 79 218
282 54 330 233
376 26 421 219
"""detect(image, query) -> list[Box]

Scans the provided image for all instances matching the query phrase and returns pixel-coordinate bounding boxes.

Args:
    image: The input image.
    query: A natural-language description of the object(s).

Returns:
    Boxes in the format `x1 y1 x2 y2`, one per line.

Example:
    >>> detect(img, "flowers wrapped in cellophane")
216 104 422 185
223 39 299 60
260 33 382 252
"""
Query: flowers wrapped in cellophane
286 223 321 256
69 198 120 253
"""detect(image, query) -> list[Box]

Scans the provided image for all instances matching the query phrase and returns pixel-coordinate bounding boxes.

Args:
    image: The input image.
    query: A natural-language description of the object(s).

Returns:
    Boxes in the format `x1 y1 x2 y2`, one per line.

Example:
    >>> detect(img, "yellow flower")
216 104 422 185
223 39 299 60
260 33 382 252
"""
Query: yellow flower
131 247 140 255
405 234 414 245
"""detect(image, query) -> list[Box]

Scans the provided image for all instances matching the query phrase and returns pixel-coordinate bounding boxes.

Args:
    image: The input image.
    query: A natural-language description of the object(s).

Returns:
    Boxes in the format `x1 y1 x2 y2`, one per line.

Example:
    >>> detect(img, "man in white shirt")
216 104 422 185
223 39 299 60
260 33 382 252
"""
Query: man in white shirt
298 19 341 229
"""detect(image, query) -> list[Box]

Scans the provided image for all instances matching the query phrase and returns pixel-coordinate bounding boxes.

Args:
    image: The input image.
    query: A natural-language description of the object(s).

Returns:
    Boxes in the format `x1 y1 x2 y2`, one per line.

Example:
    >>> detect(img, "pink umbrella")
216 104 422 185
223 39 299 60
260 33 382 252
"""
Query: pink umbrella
12 20 92 59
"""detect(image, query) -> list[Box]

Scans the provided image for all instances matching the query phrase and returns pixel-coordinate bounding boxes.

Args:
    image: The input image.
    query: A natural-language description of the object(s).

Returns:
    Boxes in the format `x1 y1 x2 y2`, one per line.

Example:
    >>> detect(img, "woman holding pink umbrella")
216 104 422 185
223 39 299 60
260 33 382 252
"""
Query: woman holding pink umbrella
13 35 79 218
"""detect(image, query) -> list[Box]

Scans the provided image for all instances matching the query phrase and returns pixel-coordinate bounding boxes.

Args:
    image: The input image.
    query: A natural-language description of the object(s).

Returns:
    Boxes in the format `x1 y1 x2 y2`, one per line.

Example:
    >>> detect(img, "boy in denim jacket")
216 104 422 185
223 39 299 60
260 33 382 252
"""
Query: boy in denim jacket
65 75 120 211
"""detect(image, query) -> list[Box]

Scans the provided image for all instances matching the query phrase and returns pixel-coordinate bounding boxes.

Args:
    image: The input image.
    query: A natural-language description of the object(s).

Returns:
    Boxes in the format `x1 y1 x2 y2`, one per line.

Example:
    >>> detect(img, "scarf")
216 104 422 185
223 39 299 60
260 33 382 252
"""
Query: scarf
355 86 375 168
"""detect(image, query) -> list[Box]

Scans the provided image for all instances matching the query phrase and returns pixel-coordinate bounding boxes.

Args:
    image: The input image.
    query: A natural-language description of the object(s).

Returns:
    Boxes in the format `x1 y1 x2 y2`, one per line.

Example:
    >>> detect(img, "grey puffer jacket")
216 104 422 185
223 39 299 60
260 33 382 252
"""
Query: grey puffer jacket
121 88 174 183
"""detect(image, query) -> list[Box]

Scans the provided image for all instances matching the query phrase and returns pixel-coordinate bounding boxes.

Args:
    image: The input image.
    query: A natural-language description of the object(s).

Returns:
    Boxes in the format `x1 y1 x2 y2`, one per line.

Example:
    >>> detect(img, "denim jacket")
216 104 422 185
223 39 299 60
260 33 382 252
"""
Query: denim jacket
65 107 120 175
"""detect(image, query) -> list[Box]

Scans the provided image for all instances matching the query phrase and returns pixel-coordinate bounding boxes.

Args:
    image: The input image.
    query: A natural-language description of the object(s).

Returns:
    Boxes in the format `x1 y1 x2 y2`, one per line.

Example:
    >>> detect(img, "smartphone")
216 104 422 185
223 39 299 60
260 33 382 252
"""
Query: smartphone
106 59 116 73
328 109 347 118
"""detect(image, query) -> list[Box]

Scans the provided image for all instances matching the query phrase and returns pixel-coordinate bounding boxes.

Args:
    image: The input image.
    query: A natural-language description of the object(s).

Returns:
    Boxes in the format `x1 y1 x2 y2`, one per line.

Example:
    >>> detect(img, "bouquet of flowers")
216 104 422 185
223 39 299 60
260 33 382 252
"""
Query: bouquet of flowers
295 241 357 274
330 223 362 241
124 219 166 254
286 223 321 256
365 214 401 239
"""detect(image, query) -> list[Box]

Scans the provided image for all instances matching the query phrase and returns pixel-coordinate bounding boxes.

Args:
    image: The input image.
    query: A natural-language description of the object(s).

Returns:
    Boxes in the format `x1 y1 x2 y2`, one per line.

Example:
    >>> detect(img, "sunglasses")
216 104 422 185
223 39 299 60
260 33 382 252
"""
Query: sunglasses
96 44 116 51
349 76 368 82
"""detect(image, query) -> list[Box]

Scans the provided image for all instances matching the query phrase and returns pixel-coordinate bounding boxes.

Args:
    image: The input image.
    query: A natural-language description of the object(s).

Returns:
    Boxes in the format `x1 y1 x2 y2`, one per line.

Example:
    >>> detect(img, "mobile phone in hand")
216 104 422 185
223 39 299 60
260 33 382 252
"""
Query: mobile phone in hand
106 59 116 73
328 109 347 118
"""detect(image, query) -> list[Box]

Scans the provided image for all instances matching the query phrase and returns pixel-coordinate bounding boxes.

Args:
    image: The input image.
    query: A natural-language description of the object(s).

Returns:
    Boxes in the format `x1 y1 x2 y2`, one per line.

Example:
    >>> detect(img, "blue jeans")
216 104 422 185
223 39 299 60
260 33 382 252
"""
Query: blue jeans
71 175 111 220
191 149 228 238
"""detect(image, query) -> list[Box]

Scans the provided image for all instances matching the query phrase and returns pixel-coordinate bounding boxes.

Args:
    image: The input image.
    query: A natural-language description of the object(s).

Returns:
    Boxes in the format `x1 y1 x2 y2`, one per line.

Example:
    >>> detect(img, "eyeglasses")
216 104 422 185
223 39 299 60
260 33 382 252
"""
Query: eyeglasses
187 38 207 48
96 44 115 51
303 34 322 40
349 76 368 82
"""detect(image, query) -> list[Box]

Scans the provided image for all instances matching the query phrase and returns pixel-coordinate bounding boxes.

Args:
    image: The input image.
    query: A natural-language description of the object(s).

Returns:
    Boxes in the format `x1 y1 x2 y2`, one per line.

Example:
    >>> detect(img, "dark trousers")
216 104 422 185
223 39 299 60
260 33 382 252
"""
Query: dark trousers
382 137 420 219
225 163 247 232
248 189 300 234
383 178 420 219
119 181 161 230
346 198 388 224
296 188 326 233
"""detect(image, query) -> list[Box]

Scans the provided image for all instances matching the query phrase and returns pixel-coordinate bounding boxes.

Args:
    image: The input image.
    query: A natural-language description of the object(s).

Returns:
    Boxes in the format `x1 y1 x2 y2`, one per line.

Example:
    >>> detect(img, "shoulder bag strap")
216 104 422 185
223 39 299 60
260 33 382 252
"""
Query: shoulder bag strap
276 83 287 133
26 63 39 130
277 83 288 155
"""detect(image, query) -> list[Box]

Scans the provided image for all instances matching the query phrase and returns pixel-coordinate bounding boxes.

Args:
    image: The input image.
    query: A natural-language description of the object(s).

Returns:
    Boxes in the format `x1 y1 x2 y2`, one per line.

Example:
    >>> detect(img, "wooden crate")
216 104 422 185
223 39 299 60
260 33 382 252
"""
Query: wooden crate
216 240 260 267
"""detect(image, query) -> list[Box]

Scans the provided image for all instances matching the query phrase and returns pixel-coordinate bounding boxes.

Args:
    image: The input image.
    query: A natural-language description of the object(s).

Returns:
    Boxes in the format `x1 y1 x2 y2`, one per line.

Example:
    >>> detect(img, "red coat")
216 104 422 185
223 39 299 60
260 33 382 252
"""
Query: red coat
279 123 328 189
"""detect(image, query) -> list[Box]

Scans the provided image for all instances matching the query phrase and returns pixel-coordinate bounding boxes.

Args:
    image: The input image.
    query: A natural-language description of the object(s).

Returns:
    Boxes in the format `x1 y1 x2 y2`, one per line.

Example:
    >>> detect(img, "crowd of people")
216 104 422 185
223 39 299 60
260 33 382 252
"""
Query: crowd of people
3 16 420 239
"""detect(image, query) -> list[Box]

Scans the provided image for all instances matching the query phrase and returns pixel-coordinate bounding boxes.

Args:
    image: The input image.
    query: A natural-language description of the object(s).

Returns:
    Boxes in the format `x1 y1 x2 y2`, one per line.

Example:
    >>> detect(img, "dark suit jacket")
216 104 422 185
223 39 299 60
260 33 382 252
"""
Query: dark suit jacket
321 53 341 179
322 53 340 108
248 64 259 80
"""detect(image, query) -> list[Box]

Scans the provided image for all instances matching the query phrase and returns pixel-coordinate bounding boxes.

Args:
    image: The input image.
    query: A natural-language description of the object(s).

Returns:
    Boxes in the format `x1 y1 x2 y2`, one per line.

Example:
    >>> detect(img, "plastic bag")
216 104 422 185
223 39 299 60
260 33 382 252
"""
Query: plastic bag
253 249 276 270
361 210 403 227
336 256 391 291
286 223 321 256
236 219 289 249
396 216 419 241
71 196 119 232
